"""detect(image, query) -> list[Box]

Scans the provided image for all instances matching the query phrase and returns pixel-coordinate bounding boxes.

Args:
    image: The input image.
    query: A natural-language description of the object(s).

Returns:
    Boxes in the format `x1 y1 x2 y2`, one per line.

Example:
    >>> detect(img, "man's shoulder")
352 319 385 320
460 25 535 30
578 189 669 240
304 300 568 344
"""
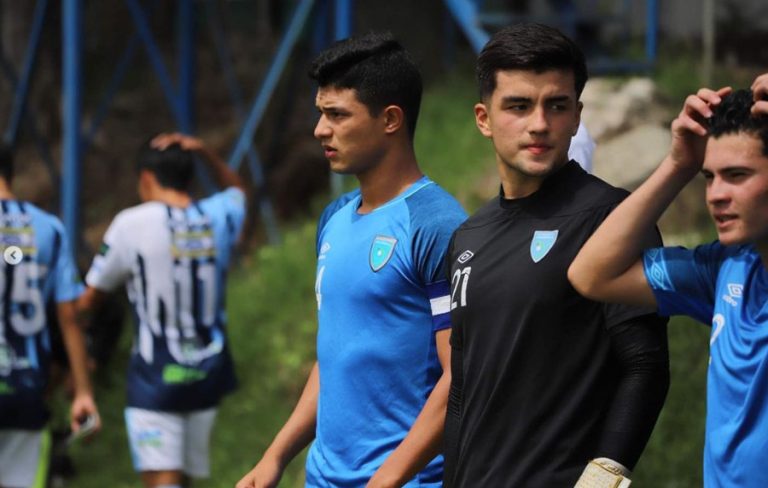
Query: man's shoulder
318 188 360 231
564 168 630 210
456 197 502 233
404 179 466 233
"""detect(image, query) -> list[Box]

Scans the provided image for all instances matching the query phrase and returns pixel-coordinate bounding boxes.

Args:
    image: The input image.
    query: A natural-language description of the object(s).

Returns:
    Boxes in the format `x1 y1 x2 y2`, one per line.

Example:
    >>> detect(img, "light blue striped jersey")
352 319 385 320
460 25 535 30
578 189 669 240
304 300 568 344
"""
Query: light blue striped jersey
0 200 83 429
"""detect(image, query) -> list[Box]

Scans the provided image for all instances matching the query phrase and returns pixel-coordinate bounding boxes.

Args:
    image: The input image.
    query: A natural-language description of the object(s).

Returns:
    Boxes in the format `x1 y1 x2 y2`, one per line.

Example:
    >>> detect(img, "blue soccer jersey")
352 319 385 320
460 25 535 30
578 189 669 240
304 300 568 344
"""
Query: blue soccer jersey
85 188 245 412
0 200 84 429
306 176 466 487
643 242 768 487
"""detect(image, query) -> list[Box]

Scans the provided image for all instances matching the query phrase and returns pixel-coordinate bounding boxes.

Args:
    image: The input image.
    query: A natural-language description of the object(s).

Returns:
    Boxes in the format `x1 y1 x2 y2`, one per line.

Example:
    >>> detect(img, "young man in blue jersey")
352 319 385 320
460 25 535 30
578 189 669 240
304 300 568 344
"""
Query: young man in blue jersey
569 74 768 487
236 32 466 488
79 133 245 488
0 145 99 488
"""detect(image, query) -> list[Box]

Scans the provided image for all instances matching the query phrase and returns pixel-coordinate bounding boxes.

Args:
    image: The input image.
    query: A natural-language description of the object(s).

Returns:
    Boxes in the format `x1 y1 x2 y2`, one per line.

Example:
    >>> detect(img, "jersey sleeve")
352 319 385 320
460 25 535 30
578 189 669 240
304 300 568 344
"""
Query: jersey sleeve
642 241 726 324
85 211 133 292
50 219 84 303
200 187 247 246
407 187 467 331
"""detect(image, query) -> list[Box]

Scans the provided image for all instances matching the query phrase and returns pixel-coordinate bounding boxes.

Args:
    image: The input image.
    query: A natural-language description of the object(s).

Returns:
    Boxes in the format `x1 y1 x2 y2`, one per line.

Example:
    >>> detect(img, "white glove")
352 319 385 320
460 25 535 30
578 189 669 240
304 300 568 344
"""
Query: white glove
574 457 632 488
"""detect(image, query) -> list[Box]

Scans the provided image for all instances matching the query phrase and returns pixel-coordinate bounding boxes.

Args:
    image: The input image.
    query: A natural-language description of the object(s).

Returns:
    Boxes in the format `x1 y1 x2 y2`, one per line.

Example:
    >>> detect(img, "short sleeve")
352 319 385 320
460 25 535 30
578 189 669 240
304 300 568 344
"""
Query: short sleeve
407 185 467 331
642 241 726 324
85 212 133 292
200 187 246 245
51 219 84 303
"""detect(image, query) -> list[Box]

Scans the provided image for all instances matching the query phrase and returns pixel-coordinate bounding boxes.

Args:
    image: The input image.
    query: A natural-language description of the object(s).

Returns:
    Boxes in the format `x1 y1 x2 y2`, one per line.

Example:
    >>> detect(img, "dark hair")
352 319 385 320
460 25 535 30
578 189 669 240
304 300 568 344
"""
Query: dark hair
309 31 422 139
709 89 768 156
136 138 195 191
476 23 588 101
0 143 13 183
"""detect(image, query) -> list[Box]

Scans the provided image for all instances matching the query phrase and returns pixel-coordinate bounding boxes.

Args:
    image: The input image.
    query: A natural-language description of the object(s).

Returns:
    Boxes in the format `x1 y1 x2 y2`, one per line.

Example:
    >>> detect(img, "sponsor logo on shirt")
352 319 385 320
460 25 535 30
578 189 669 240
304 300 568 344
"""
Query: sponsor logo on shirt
370 236 397 272
457 250 474 264
530 230 558 263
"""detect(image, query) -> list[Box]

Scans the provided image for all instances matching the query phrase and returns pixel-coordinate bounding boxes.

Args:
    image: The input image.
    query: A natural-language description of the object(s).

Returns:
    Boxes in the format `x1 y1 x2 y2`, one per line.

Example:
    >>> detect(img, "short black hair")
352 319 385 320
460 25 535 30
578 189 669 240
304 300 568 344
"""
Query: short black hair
136 137 195 192
709 89 768 156
309 31 422 139
0 143 13 183
476 23 588 101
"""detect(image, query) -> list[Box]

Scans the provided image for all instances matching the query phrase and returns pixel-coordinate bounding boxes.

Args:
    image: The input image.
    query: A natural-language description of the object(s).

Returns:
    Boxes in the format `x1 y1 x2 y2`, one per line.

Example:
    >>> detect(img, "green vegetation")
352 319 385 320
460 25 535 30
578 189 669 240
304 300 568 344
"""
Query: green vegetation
64 73 715 487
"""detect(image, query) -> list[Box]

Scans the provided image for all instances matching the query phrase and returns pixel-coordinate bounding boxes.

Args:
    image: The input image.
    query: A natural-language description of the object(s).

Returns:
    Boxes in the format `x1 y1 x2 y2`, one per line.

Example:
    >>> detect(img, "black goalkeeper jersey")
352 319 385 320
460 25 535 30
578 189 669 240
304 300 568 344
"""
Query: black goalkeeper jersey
443 161 663 487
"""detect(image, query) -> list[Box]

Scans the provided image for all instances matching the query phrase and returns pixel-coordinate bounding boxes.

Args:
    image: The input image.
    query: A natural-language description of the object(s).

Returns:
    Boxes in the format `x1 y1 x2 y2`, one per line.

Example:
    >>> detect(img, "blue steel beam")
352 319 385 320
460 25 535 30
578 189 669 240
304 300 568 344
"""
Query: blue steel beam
61 0 82 256
82 34 140 150
123 0 186 126
5 0 49 145
205 0 280 244
177 0 196 133
0 52 59 192
646 0 658 66
442 0 489 54
228 0 316 171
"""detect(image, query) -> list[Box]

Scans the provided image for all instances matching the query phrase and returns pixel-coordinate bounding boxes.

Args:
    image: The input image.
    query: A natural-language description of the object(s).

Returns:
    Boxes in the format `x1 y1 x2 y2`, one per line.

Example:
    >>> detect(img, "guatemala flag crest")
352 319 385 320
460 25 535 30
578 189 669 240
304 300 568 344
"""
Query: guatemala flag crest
530 230 558 263
370 235 398 272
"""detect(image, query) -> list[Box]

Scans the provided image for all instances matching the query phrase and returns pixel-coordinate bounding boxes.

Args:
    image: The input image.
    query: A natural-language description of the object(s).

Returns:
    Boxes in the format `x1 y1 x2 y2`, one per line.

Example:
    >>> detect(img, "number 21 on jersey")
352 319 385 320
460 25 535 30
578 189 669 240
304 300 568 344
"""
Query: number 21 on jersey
451 267 471 310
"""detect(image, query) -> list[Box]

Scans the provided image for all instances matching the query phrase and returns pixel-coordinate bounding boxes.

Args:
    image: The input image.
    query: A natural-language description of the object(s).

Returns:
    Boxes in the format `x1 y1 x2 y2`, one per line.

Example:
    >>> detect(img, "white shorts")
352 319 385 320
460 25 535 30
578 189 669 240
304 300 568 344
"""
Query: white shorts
124 407 217 478
0 430 43 487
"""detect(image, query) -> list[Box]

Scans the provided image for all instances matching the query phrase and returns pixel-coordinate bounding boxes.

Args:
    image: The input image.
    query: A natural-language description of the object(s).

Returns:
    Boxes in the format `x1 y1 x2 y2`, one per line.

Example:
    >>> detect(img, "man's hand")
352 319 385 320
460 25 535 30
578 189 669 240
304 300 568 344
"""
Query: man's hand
669 87 731 174
235 455 283 488
752 73 768 116
151 132 204 152
70 393 100 435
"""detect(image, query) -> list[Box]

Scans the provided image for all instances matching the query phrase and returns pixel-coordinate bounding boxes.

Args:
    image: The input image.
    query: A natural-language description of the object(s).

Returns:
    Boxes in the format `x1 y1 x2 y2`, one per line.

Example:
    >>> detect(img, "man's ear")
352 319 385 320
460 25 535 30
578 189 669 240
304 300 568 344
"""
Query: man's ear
573 101 583 136
382 105 405 134
475 102 492 138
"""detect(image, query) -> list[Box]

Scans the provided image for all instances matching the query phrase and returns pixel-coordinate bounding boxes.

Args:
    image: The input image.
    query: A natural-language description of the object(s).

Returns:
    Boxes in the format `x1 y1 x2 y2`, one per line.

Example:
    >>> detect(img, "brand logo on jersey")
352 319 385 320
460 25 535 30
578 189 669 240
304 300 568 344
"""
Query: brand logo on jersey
457 250 474 264
370 235 397 272
530 230 558 263
722 283 743 307
727 283 743 297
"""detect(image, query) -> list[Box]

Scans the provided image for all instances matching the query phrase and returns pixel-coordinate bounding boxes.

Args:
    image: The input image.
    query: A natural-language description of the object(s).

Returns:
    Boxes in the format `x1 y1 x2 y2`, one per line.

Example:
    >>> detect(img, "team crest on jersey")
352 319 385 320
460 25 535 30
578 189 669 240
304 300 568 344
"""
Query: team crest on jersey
530 230 558 263
370 235 397 272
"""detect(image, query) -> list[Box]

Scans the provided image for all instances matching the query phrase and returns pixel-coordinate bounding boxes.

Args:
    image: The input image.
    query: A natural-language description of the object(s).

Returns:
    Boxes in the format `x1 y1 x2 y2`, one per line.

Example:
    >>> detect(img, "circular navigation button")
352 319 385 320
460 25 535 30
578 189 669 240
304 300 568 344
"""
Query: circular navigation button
4 246 23 265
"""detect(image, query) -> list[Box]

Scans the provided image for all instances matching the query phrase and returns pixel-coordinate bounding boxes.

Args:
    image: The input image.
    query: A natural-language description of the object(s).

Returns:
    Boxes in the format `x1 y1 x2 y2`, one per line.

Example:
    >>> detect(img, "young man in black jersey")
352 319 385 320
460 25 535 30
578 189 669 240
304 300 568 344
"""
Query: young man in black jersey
442 23 670 487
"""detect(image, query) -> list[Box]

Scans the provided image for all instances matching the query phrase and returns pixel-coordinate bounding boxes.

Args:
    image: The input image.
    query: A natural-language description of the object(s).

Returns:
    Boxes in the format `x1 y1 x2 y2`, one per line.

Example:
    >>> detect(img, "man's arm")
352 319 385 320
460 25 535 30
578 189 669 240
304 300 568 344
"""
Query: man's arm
57 300 101 433
567 87 732 306
235 362 320 488
366 328 451 488
77 286 108 315
151 132 245 191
